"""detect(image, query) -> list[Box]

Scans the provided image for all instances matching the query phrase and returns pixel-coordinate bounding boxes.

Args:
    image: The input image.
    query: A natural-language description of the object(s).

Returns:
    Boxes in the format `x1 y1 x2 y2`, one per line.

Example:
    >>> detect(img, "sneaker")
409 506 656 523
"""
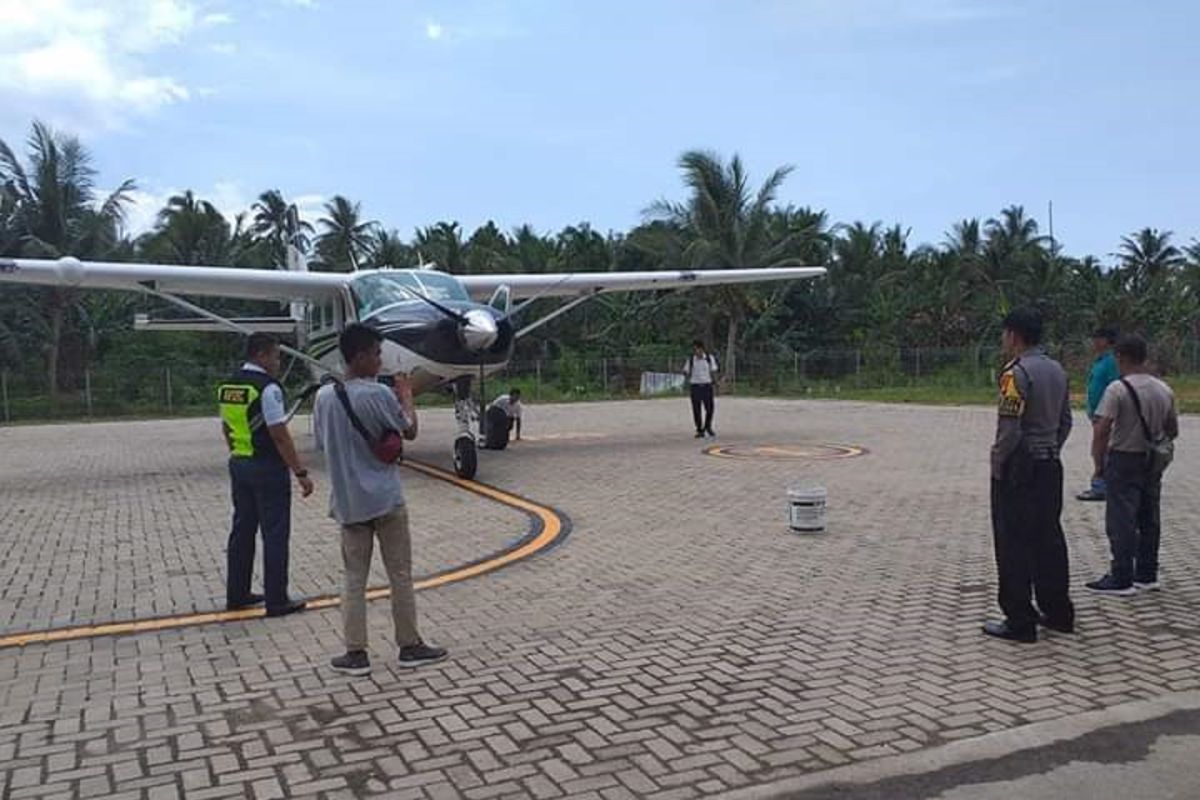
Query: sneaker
1134 579 1161 592
1075 488 1105 502
1086 575 1136 596
694 431 705 438
330 650 371 676
705 429 716 438
398 642 448 668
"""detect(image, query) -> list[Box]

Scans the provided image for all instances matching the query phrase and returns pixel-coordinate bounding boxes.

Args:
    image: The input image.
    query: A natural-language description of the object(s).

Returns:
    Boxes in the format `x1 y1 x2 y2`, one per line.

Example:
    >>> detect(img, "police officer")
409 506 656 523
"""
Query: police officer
218 333 312 617
984 308 1075 643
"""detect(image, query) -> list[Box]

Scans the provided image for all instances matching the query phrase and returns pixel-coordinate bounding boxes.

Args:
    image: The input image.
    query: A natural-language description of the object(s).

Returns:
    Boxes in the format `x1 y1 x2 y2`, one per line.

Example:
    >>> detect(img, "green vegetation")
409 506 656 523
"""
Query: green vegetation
3 120 1199 424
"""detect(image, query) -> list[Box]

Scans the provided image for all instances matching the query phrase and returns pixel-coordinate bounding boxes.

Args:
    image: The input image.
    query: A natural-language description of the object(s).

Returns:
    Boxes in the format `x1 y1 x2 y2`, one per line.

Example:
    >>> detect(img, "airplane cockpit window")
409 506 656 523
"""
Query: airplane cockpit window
412 271 470 303
353 271 470 319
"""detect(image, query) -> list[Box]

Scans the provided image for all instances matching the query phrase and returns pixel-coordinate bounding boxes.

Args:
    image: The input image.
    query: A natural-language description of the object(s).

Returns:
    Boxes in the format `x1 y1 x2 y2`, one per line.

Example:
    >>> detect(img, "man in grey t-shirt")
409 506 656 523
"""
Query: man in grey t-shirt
1086 334 1179 596
313 324 447 675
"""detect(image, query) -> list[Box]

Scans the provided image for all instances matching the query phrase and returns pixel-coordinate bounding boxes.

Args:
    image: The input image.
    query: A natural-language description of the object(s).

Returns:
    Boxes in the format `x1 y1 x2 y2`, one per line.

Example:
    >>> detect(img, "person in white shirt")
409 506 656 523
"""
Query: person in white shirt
490 389 523 439
683 340 718 438
484 389 523 450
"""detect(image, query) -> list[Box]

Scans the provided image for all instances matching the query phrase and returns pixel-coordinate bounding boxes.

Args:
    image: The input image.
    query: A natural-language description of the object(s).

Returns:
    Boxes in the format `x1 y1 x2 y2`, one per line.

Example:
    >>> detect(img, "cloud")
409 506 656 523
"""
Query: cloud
0 0 204 129
425 21 444 41
202 12 233 26
208 42 237 55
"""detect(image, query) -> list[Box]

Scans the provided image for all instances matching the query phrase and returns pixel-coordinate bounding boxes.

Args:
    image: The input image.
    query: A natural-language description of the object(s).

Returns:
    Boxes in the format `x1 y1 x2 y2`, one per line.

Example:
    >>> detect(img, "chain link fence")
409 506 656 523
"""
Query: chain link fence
3 342 1199 424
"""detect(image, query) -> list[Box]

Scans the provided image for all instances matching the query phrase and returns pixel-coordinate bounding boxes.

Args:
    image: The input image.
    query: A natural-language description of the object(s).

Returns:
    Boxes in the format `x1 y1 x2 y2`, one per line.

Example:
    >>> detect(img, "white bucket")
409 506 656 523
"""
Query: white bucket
788 484 827 533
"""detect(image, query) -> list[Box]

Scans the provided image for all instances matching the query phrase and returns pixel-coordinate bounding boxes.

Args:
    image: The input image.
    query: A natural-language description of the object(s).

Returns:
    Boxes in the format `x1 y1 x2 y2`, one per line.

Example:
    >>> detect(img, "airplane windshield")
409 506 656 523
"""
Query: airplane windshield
353 271 470 318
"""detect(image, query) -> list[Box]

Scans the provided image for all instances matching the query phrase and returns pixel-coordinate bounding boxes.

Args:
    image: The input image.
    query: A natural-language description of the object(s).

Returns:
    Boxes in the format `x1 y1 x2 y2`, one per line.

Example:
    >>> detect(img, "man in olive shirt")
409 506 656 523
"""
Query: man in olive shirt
1086 334 1178 596
984 309 1075 643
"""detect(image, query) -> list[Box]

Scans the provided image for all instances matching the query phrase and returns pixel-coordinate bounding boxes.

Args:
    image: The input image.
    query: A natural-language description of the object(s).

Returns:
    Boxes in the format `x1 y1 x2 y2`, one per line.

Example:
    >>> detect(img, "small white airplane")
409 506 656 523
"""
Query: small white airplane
0 250 825 477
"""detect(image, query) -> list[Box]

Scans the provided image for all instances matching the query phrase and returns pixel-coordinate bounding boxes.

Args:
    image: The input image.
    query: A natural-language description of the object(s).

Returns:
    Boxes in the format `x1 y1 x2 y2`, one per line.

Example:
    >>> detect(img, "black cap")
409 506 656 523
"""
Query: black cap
1091 325 1119 342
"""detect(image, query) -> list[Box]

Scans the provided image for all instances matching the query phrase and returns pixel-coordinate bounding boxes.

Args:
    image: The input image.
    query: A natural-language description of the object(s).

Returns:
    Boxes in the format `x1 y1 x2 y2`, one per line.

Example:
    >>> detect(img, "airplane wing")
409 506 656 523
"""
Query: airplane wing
0 257 348 301
456 266 826 301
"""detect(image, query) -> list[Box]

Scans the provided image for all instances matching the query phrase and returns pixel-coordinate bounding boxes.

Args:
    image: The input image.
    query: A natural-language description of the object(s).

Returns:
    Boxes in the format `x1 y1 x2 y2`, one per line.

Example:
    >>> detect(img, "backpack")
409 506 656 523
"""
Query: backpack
1120 378 1174 476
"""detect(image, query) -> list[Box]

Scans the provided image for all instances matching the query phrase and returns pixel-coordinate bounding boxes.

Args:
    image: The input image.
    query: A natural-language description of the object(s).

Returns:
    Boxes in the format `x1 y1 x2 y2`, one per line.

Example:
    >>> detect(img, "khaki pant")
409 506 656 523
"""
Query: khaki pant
340 506 419 650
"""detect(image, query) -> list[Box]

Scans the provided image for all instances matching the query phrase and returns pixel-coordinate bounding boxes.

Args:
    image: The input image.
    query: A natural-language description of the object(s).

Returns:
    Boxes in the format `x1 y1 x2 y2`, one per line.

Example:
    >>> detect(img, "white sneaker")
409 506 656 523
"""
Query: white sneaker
1134 580 1161 592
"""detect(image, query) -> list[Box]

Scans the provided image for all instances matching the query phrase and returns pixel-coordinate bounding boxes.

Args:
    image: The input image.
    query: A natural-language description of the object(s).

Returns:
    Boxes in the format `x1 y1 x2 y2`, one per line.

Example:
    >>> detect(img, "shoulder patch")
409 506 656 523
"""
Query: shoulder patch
998 369 1024 417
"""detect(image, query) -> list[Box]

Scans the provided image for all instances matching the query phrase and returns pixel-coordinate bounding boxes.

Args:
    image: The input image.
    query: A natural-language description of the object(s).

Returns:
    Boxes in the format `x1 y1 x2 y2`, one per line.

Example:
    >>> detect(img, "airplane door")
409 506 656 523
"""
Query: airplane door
488 285 511 315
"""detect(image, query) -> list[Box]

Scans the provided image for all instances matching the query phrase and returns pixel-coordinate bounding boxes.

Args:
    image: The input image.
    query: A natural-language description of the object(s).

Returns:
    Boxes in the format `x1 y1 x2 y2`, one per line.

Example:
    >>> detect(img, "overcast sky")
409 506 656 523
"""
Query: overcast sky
1 0 1197 261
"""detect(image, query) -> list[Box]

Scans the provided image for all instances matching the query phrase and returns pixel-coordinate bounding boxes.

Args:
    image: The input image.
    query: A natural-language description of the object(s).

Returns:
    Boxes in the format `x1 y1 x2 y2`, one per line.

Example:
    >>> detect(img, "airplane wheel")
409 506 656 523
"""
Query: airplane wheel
454 437 477 480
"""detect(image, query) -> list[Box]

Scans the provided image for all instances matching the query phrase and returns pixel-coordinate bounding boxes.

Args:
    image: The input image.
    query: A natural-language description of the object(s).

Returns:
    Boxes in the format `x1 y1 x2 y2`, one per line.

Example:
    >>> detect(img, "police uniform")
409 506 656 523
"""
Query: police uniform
989 347 1075 637
218 363 293 611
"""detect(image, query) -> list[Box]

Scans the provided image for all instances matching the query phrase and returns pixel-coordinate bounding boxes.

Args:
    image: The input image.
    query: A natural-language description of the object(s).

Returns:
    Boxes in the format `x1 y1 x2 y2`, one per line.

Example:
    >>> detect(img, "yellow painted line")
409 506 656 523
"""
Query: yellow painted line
0 459 569 649
703 443 867 461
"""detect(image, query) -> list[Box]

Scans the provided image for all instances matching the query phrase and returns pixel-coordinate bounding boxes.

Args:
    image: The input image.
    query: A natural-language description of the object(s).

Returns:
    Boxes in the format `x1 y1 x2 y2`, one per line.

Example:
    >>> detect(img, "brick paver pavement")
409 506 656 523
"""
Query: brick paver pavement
1 397 1198 799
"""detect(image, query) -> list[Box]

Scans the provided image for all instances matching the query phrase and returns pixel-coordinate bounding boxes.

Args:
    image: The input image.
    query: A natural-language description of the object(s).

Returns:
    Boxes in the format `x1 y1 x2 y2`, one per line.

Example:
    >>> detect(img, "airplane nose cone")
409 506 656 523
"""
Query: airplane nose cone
460 308 499 351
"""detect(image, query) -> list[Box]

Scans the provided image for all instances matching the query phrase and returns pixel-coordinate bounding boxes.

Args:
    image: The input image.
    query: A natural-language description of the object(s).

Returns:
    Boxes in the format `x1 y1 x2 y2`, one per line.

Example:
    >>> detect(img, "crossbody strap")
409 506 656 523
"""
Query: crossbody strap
333 381 375 445
1119 378 1155 445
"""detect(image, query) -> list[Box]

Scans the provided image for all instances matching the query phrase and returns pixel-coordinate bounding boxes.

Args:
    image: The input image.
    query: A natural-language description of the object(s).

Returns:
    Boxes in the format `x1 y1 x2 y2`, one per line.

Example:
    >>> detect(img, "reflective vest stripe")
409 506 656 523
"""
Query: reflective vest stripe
218 383 262 457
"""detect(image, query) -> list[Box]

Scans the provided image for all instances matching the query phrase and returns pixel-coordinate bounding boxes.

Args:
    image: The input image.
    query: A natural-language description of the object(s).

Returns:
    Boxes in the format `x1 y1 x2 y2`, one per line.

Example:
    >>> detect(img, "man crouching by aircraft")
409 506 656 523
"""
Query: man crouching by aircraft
314 324 448 675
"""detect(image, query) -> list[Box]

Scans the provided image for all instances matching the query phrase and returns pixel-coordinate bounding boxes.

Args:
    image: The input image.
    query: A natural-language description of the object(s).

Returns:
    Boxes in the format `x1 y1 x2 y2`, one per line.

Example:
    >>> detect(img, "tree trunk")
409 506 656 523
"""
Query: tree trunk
46 296 63 400
724 310 740 387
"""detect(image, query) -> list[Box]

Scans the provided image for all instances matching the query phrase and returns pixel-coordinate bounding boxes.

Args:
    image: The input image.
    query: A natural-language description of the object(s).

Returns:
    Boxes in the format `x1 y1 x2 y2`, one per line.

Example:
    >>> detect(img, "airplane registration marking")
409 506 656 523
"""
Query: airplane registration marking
703 443 867 461
0 459 570 649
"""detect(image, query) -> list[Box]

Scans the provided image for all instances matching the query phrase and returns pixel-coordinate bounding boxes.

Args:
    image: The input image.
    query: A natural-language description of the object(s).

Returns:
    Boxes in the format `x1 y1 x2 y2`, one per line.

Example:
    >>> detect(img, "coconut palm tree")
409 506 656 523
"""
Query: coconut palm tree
0 121 134 395
366 228 414 269
414 221 467 271
143 190 233 265
1116 228 1184 291
315 195 376 271
250 189 313 267
644 150 806 381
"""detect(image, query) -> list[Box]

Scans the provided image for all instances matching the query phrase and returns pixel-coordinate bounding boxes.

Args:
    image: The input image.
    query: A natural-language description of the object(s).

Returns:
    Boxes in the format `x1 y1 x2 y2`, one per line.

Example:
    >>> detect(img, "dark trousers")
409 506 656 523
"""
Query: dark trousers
990 459 1074 632
227 457 292 609
690 383 715 432
1104 451 1162 584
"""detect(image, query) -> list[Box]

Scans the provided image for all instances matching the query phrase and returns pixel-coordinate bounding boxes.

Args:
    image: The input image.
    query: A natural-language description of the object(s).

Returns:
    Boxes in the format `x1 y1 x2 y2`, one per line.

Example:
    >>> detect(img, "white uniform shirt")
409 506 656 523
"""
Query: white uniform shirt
243 362 287 425
490 394 523 419
686 353 718 385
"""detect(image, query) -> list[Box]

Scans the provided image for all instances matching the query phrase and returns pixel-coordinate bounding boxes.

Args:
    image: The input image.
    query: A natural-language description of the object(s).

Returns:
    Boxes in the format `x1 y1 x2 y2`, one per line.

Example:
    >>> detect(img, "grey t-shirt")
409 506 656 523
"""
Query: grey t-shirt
313 379 409 525
1096 373 1177 453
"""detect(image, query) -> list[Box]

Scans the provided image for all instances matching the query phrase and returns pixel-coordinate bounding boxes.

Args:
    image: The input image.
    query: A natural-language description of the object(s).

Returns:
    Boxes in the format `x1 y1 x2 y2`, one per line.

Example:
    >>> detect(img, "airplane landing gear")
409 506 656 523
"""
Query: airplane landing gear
451 377 479 479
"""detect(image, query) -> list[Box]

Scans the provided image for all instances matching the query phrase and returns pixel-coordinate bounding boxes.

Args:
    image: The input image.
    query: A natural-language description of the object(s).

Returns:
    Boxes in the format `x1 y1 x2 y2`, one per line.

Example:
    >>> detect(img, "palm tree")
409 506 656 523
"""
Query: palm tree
0 121 134 395
645 150 805 381
250 189 313 267
315 195 376 271
143 190 233 265
1116 228 1184 291
366 228 414 268
414 221 466 270
465 221 514 273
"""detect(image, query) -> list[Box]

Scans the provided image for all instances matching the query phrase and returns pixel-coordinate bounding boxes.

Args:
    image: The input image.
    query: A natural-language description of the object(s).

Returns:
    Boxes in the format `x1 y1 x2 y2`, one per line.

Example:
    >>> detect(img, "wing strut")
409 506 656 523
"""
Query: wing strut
515 291 601 339
138 285 337 377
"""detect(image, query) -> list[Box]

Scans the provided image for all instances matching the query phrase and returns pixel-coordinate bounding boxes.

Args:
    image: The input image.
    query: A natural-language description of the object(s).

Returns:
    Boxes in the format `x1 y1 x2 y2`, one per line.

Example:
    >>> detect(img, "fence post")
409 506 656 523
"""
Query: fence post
84 368 93 417
535 360 542 401
1 370 9 423
165 367 173 414
793 352 799 384
601 357 608 395
915 348 921 378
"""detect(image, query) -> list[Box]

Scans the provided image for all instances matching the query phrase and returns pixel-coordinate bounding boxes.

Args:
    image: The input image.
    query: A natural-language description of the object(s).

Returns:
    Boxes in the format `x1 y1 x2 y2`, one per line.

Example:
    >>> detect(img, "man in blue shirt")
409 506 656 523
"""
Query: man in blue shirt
1077 325 1120 501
